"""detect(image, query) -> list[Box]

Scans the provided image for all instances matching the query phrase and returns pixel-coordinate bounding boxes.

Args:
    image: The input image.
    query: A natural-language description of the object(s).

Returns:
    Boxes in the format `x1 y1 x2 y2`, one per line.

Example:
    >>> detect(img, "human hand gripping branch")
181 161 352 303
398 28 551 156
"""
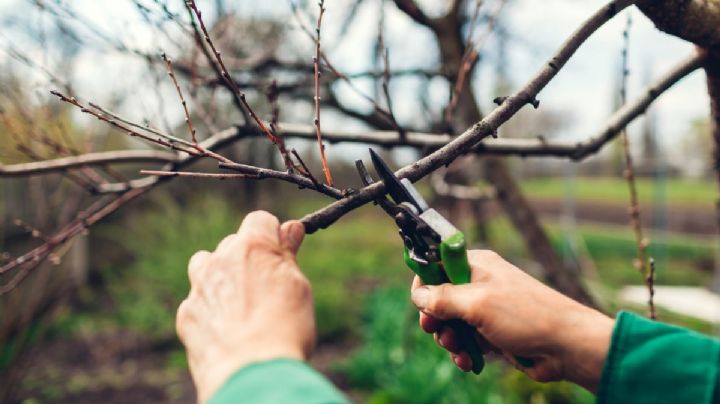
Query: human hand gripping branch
175 211 614 402
176 211 313 403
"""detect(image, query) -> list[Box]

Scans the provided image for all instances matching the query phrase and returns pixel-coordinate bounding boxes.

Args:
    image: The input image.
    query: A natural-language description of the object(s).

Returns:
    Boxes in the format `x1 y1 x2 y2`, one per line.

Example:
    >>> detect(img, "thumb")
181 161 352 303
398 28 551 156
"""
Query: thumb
280 220 305 255
411 283 483 323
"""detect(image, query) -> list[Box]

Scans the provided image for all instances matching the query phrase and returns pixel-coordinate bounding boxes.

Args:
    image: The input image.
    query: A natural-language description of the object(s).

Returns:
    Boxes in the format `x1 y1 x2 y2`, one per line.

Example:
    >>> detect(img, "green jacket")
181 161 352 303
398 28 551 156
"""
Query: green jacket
210 311 720 403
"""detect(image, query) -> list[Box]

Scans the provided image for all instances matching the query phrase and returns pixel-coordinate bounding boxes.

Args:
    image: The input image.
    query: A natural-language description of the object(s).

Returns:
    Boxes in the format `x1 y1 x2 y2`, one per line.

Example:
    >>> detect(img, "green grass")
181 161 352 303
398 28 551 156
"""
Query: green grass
340 286 594 404
43 191 715 400
520 177 716 206
472 217 714 290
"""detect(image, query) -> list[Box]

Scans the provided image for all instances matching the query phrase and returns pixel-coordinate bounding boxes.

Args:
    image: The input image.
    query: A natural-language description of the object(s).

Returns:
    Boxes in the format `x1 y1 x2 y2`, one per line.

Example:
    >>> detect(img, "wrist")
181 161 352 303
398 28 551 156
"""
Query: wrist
557 306 615 393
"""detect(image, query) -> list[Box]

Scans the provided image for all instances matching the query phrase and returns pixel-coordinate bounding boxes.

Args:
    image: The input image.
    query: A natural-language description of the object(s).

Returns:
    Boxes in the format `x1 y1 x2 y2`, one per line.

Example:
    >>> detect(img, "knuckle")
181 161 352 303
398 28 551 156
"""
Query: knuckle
241 235 277 254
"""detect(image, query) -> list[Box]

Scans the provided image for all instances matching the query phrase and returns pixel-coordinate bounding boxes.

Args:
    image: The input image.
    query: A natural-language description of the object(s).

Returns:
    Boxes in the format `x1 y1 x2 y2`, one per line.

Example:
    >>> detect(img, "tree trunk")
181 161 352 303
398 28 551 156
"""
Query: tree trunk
433 11 596 306
706 50 720 293
637 0 720 48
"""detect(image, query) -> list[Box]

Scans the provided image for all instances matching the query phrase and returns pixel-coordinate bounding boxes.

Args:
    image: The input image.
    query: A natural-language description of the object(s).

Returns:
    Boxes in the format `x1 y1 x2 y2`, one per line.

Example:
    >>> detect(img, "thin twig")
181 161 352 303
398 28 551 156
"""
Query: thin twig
0 150 179 177
445 0 507 125
266 80 296 172
313 0 333 186
140 170 258 179
300 0 637 233
617 12 654 319
291 148 319 186
220 161 344 199
184 0 280 145
377 5 404 140
162 53 198 144
13 219 49 242
647 258 657 319
289 0 399 129
51 91 201 156
183 0 250 123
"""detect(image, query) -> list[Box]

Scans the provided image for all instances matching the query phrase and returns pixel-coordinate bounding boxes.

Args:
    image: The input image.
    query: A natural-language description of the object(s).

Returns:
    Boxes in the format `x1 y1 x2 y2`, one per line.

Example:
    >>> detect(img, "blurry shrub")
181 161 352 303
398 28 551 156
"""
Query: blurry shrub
98 195 240 340
340 286 593 404
297 211 407 340
80 195 407 342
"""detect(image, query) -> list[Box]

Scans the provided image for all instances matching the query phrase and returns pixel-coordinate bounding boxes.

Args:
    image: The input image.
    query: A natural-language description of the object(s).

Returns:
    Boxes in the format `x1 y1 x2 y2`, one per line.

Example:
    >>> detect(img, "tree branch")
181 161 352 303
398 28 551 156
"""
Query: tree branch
0 150 180 177
391 0 436 29
637 0 720 48
16 50 698 187
300 0 637 233
232 47 700 161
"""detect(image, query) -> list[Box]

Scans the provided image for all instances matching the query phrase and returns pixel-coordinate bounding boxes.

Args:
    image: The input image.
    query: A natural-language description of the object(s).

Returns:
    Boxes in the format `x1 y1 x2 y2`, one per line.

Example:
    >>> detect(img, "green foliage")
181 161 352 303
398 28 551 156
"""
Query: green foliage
520 177 715 207
298 211 407 339
98 195 240 339
479 217 713 289
340 286 594 404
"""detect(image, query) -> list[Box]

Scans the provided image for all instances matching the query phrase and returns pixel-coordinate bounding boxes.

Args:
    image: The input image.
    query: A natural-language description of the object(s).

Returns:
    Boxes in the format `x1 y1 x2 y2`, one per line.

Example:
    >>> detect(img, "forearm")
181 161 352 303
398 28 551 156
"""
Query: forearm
209 359 348 404
597 311 720 403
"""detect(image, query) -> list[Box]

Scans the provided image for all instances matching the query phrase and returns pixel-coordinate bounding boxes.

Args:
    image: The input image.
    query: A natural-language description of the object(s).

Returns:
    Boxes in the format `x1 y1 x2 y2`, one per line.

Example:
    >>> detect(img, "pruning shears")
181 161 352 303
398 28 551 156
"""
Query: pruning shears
356 148 486 374
359 149 534 375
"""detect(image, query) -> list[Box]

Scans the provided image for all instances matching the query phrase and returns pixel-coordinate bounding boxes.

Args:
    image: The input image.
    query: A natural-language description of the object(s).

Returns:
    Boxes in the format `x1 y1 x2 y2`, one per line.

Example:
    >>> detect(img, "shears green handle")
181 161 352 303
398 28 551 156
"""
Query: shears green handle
404 231 485 374
405 232 535 374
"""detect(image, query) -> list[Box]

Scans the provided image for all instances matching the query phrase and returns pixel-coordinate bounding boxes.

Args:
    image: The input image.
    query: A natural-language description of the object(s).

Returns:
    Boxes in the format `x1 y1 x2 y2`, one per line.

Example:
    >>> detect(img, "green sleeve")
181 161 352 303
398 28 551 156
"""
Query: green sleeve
597 311 720 404
209 359 349 404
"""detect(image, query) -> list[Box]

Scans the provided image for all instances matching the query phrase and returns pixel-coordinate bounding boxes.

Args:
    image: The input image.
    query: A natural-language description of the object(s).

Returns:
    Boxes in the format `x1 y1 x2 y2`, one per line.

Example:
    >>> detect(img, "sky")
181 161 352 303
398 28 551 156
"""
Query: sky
0 0 710 170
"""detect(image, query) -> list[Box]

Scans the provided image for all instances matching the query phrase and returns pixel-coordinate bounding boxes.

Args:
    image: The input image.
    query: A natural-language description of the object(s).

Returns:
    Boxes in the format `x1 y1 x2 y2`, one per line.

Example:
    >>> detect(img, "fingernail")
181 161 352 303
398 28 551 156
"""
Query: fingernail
411 287 431 308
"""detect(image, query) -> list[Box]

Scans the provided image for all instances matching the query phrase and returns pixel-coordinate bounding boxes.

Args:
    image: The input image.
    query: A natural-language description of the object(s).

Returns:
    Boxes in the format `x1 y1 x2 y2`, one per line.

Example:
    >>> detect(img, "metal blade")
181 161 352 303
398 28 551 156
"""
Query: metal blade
369 148 421 210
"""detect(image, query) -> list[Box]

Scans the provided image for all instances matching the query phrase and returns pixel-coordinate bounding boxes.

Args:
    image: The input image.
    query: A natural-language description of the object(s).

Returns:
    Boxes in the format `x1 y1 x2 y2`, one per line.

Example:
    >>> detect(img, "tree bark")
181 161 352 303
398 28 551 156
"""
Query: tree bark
637 0 720 48
706 49 720 293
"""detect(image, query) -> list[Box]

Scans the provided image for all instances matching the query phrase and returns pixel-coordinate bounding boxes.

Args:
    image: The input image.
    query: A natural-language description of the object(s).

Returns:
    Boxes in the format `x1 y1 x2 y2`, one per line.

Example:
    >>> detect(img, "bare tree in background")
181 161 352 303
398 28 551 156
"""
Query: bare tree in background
2 3 720 392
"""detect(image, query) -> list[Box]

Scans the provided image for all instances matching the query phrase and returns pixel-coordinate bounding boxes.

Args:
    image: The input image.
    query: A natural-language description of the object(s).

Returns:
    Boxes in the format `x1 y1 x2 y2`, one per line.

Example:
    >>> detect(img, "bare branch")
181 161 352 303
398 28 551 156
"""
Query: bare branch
300 0 637 233
185 0 281 145
0 150 179 177
637 0 720 48
616 13 654 319
140 170 256 180
162 53 198 144
313 0 333 186
229 51 701 158
392 0 436 28
219 162 344 199
24 49 697 192
50 91 201 156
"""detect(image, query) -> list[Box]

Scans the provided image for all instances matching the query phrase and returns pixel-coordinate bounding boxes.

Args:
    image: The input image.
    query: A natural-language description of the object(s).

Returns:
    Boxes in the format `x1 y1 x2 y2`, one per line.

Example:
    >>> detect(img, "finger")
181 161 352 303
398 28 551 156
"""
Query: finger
280 220 305 255
227 210 281 251
466 250 499 281
436 327 460 353
411 275 424 291
411 283 485 323
188 250 211 285
215 234 238 252
419 312 444 334
473 331 500 355
451 351 473 372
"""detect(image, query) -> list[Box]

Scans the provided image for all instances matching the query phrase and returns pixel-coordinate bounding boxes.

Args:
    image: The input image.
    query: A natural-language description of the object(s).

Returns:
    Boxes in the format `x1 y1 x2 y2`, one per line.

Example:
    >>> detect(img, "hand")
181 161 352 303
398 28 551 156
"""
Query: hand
176 211 314 402
410 250 614 393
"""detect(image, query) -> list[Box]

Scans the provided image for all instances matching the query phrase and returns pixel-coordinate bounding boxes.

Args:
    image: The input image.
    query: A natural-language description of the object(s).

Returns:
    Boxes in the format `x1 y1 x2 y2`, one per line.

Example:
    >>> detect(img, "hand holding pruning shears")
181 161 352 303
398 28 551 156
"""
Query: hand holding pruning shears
360 148 534 374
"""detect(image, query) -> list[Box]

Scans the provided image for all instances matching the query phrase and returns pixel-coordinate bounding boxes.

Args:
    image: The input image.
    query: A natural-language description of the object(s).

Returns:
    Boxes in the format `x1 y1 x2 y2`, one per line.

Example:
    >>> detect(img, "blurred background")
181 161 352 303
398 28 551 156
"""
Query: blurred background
0 0 718 403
